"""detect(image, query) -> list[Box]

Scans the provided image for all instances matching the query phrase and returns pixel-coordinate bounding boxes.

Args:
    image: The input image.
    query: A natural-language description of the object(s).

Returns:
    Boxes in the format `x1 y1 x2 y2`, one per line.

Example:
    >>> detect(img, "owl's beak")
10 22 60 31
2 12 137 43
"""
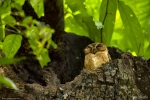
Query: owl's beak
93 49 96 54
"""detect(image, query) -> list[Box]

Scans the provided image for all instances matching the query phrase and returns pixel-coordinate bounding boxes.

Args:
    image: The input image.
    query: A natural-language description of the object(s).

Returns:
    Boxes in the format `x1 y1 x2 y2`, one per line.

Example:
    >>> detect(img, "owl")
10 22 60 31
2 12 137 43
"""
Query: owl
84 42 111 70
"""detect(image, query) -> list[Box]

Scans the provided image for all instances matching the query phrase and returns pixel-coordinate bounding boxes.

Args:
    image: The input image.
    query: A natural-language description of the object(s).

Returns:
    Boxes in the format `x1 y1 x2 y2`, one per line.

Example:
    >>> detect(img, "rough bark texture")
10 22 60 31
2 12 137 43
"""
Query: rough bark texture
0 0 150 100
0 47 150 100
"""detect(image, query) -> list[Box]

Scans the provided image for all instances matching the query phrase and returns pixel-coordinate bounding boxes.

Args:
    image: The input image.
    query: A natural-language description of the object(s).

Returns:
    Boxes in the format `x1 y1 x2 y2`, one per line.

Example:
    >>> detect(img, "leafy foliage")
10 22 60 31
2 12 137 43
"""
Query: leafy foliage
129 0 150 58
0 75 18 90
22 17 56 67
0 57 26 65
99 0 117 45
64 0 150 58
2 34 22 58
29 0 44 18
118 1 144 55
0 0 55 89
0 0 11 40
0 0 56 67
64 0 101 41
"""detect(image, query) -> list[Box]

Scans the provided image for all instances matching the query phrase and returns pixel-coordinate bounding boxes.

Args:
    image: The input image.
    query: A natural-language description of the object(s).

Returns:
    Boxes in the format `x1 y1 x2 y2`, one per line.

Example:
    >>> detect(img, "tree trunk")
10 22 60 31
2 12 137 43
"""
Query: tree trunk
0 0 150 100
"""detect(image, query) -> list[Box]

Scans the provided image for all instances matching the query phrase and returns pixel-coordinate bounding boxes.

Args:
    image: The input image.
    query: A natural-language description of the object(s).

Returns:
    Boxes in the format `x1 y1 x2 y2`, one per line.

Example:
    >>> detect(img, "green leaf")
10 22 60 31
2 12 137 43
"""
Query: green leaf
28 39 51 67
2 34 22 58
65 0 100 41
84 0 101 21
29 0 44 18
37 48 51 68
99 0 108 23
11 3 23 11
65 17 89 36
65 0 89 36
14 0 25 6
51 40 57 48
65 0 85 12
82 16 100 42
136 0 150 25
99 0 117 45
0 42 2 49
118 1 144 55
2 15 16 25
0 16 5 41
22 16 33 28
0 57 26 65
0 75 18 90
0 0 11 15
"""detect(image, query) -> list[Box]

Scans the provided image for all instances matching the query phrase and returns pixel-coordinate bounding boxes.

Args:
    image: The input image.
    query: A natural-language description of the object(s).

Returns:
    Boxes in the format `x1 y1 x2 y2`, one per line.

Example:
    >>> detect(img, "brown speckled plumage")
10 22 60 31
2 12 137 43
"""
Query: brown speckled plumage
84 42 111 70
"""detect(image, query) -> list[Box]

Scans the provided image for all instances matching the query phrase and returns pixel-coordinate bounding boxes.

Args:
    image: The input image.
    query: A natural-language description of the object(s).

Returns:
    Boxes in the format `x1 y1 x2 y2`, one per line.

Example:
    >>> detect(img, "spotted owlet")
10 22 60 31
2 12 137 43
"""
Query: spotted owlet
84 42 111 70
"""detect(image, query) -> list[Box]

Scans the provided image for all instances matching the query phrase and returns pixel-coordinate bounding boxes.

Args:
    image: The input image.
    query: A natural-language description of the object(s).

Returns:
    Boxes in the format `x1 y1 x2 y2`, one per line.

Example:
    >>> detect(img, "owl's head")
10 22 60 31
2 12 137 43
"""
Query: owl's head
84 42 107 54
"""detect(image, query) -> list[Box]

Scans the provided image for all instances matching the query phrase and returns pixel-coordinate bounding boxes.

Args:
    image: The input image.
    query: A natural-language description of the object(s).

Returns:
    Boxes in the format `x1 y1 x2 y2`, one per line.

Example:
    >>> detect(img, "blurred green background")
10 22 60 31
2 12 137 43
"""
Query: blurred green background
64 0 150 59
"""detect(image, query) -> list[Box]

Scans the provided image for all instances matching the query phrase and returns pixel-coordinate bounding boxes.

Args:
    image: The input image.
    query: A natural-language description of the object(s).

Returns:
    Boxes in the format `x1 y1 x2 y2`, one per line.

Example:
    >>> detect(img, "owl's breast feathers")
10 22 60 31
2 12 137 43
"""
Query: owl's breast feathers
94 51 110 68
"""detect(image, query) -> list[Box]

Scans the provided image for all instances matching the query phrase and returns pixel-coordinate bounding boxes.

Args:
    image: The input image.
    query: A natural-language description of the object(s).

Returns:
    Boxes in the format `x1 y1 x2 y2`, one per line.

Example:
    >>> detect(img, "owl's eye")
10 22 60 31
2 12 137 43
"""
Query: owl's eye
87 46 92 49
96 44 102 48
